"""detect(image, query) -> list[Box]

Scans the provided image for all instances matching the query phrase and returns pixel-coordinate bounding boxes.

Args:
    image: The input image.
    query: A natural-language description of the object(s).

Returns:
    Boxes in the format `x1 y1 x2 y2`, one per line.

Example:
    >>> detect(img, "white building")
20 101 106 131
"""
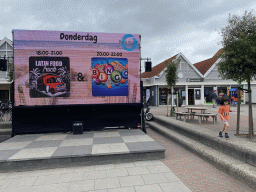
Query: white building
0 37 13 102
141 49 256 106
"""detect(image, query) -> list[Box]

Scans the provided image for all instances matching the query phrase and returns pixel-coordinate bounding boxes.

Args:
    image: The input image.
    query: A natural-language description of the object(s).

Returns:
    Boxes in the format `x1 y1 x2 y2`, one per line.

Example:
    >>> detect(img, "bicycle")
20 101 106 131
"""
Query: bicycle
0 100 12 122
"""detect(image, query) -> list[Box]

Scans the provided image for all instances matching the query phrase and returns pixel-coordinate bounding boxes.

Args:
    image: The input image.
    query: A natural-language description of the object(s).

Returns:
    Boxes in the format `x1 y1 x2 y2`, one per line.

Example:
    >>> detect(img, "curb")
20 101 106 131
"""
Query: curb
147 121 256 190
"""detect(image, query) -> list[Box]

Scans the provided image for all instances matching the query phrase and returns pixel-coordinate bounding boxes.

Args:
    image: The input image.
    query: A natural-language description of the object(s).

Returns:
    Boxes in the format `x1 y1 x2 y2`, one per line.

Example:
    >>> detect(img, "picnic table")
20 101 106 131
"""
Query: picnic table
185 107 208 114
175 107 217 124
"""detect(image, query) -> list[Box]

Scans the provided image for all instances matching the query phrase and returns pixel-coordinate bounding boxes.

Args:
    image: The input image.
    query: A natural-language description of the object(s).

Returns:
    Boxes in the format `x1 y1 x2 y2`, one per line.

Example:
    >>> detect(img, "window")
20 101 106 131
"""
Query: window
0 90 9 102
195 89 201 100
51 77 56 83
0 59 7 71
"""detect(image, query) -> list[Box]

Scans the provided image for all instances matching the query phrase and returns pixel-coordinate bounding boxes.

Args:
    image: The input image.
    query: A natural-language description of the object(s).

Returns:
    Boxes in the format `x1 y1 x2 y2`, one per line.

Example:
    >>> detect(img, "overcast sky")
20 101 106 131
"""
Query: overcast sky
1 0 256 71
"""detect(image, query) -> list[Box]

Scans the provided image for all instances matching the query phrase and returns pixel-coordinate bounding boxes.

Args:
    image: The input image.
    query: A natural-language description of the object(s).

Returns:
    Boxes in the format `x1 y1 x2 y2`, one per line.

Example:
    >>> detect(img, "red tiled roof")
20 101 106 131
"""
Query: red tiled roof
193 49 223 75
141 54 178 78
212 48 223 58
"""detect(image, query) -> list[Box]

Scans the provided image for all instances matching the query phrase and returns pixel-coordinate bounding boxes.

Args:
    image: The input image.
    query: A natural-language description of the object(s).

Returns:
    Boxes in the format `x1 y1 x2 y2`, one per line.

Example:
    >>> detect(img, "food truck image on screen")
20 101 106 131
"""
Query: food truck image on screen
36 74 66 94
29 56 70 98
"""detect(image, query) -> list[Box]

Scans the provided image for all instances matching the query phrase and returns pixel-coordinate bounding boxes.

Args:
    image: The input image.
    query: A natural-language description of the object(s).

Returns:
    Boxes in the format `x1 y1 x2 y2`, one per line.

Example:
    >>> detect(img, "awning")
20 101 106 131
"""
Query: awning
229 88 238 91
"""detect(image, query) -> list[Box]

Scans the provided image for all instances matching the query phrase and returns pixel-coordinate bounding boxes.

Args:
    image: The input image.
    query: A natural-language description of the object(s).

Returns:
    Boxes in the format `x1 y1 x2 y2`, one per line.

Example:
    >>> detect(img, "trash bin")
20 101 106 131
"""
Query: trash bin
73 121 83 134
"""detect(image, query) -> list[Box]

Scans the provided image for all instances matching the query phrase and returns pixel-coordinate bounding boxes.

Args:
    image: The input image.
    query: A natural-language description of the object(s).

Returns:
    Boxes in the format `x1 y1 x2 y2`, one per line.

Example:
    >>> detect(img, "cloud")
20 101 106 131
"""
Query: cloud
3 6 12 13
1 0 256 71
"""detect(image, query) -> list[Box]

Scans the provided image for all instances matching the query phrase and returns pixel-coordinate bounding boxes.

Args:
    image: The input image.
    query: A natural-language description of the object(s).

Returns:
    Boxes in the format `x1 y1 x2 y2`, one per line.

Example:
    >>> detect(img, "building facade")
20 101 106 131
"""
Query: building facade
142 50 256 106
0 37 13 102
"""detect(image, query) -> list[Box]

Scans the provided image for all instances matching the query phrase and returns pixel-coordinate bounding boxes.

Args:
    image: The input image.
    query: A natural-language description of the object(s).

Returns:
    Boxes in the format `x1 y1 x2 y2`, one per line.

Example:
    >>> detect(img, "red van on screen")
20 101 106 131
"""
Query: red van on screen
37 74 66 94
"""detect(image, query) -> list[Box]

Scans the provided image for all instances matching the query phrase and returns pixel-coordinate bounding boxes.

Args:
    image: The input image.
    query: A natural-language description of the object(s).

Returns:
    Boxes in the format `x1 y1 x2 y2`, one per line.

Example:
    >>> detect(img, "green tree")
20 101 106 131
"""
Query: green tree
217 10 256 139
165 56 180 116
8 60 14 82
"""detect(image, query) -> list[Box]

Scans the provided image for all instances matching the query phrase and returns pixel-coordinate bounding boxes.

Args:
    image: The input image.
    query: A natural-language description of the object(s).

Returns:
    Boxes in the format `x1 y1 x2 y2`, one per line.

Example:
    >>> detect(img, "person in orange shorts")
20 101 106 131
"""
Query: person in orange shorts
218 97 236 138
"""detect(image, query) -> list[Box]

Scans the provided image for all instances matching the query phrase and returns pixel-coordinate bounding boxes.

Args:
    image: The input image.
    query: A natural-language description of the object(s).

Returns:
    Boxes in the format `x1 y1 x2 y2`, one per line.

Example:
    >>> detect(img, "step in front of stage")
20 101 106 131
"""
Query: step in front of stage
0 129 165 172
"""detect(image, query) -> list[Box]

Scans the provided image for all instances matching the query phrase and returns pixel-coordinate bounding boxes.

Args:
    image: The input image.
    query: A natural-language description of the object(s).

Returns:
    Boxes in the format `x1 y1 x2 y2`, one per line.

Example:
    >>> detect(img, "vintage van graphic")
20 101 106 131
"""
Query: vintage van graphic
36 74 66 94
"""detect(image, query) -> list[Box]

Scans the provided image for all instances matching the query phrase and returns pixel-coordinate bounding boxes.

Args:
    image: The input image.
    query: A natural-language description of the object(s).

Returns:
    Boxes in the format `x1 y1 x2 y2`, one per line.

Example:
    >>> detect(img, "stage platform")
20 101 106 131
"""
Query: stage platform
0 129 165 172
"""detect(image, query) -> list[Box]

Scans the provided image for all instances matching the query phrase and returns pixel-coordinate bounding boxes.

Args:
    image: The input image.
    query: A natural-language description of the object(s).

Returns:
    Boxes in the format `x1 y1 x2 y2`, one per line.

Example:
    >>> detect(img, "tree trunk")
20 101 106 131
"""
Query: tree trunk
167 92 169 117
248 80 254 139
171 86 173 116
236 86 241 135
176 92 178 112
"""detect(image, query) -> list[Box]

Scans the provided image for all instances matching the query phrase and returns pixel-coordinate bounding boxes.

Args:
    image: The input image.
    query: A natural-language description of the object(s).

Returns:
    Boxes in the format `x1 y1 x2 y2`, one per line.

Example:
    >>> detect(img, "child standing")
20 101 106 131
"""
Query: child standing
218 97 236 138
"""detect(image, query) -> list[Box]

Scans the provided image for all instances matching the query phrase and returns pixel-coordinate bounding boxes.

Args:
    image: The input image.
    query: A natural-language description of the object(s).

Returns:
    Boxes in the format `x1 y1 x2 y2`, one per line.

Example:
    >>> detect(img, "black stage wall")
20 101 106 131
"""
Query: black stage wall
12 103 142 135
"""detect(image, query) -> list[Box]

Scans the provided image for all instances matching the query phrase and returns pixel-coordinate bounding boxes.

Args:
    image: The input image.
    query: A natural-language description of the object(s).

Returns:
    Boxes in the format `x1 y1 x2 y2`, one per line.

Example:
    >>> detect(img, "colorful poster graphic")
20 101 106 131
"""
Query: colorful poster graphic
29 57 70 98
91 58 128 96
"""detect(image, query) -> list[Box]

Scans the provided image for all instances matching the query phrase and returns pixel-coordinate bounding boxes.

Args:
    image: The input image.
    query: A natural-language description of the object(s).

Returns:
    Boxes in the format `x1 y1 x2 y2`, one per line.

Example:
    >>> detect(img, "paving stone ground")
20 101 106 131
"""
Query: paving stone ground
146 103 256 191
0 104 255 191
150 104 256 139
0 159 193 192
0 127 254 192
147 128 255 192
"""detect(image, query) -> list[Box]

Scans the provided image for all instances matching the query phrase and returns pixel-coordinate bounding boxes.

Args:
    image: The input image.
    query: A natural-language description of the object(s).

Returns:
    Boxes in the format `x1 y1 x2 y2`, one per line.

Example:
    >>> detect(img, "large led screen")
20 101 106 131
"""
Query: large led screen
13 30 140 106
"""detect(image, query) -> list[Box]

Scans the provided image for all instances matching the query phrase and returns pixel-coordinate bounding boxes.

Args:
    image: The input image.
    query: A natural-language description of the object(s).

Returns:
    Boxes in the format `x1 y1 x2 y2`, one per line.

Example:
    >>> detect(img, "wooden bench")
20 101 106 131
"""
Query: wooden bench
197 113 218 124
175 112 192 122
184 112 197 120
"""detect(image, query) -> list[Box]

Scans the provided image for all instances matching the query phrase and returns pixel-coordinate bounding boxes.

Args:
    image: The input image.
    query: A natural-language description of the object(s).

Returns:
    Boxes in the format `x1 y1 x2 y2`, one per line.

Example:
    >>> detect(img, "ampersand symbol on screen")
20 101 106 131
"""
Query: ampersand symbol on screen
77 73 84 81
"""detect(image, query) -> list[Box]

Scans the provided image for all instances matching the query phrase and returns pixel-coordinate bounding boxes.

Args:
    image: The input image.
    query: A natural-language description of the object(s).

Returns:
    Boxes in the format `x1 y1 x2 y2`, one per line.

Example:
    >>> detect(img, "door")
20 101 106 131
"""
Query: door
188 89 194 105
194 89 201 105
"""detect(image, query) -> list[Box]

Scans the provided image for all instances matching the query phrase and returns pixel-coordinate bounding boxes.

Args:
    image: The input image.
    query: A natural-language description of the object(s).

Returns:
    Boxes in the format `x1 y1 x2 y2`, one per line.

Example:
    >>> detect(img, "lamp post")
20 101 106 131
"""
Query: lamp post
140 54 151 133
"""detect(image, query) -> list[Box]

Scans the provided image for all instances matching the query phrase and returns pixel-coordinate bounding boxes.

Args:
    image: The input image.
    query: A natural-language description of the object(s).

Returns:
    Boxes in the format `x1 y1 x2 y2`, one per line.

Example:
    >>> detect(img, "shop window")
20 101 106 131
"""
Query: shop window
0 90 9 102
195 89 201 100
0 59 7 71
204 88 213 102
181 90 186 100
159 88 171 105
218 88 227 97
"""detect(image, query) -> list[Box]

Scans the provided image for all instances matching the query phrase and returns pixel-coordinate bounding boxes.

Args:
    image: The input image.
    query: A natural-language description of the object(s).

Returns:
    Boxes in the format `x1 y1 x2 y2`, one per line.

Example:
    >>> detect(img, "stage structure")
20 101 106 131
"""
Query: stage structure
12 29 142 134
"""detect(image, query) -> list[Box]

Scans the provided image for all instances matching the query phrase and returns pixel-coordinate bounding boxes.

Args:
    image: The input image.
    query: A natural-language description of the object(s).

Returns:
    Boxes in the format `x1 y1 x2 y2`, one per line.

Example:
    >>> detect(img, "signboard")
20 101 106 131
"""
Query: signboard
186 78 203 82
13 30 140 106
146 89 150 102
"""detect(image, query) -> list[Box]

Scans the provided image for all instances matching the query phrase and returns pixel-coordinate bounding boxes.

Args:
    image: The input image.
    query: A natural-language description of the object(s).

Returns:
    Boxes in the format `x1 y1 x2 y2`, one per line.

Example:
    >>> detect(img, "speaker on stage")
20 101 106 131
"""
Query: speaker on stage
73 121 83 134
145 61 152 72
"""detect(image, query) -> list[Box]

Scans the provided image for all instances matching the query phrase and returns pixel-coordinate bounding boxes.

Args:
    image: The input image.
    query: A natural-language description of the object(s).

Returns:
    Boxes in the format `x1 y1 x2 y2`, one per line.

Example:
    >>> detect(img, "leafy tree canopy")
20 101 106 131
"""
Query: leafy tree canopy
217 10 256 84
8 60 14 82
164 56 180 88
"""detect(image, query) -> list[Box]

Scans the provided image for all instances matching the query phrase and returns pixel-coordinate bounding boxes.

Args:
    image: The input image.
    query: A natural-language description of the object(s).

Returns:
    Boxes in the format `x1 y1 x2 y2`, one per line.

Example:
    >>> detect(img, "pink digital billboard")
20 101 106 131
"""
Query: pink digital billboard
13 30 141 106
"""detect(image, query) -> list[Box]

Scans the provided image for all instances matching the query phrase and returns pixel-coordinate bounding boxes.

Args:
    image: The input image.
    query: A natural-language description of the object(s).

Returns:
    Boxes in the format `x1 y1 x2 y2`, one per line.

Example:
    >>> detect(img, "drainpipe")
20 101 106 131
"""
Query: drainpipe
186 85 188 106
201 84 204 105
